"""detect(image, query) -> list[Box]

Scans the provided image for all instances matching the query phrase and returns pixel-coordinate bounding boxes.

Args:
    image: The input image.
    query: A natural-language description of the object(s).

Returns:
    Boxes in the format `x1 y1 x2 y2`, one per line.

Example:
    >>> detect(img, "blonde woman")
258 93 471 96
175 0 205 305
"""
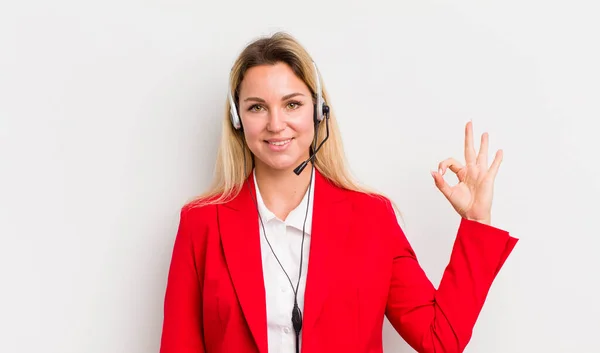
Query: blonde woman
159 32 518 353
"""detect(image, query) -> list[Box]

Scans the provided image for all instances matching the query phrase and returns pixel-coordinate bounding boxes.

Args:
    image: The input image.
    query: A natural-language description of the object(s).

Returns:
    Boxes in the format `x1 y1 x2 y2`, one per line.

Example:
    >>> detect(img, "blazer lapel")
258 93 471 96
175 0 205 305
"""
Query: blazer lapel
217 169 351 353
301 170 351 341
218 174 268 353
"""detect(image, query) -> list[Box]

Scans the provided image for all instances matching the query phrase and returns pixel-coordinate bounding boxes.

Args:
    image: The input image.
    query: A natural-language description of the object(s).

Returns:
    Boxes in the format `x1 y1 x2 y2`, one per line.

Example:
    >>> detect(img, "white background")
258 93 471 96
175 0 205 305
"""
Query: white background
1 0 599 352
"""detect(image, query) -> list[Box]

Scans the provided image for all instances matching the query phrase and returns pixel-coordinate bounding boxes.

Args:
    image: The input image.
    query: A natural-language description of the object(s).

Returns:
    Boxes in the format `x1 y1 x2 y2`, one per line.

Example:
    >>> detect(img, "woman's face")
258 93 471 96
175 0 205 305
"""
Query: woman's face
237 62 314 173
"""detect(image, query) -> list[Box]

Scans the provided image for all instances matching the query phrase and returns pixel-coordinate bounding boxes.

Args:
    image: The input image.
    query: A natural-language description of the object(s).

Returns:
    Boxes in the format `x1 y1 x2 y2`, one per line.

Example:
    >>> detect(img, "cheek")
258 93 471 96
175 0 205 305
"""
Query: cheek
240 121 263 142
295 120 316 143
241 124 270 158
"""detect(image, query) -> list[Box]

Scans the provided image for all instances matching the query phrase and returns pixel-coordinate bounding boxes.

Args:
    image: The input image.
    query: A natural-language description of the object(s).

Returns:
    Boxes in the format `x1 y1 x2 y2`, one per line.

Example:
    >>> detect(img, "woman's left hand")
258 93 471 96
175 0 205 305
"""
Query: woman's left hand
431 121 503 226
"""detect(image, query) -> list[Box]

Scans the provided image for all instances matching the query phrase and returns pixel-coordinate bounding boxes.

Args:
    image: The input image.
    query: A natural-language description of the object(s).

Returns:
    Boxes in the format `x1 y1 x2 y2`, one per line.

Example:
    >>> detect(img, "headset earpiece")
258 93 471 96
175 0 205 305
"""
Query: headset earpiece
312 61 329 124
228 89 242 130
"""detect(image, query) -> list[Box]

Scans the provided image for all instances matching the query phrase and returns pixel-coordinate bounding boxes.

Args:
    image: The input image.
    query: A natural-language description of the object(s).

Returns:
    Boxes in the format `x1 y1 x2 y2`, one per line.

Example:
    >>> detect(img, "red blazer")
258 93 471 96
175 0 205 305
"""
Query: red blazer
160 169 518 353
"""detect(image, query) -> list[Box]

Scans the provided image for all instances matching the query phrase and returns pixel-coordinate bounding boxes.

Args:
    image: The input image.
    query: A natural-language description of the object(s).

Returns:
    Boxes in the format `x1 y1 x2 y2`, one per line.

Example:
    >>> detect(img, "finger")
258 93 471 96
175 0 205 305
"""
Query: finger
431 170 453 199
477 132 489 168
488 149 503 178
438 157 464 176
464 121 477 166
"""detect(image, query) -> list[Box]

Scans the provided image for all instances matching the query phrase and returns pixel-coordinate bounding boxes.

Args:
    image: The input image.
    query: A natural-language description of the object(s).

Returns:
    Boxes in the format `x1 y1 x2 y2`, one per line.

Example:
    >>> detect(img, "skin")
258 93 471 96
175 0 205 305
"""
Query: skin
237 62 315 220
238 62 504 226
431 121 504 226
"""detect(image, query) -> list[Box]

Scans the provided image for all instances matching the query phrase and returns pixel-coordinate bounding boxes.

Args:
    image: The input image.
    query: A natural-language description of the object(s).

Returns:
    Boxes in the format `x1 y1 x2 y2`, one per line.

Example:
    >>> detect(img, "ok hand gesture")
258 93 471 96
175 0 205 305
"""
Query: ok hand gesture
431 121 503 226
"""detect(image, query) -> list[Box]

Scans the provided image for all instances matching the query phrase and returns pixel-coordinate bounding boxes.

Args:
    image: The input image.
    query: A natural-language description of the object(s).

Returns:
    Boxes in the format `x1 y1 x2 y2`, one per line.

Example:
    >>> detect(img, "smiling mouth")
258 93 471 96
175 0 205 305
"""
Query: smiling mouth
266 138 293 146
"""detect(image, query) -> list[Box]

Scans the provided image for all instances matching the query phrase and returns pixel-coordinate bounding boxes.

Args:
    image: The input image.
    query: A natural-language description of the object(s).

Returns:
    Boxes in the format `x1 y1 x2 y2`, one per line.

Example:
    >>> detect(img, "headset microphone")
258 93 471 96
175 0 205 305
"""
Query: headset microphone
293 104 330 175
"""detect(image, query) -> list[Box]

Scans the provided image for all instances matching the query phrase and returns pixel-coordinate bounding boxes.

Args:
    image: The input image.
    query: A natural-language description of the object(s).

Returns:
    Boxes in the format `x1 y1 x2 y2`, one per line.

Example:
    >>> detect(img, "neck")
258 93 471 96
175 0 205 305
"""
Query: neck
254 161 313 221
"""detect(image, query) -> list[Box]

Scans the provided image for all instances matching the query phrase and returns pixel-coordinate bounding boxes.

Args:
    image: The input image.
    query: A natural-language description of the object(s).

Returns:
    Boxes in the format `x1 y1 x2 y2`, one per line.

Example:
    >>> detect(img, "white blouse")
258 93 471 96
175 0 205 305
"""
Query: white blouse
253 168 315 353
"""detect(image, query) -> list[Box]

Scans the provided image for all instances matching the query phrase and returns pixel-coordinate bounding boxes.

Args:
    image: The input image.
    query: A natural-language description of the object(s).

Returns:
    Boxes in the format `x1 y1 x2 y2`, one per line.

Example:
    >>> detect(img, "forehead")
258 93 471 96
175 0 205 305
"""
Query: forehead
238 62 310 98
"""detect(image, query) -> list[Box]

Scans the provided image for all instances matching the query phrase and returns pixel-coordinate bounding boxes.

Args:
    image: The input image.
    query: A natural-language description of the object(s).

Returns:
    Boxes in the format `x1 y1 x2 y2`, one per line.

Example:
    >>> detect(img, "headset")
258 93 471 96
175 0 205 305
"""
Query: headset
228 61 330 175
228 61 329 130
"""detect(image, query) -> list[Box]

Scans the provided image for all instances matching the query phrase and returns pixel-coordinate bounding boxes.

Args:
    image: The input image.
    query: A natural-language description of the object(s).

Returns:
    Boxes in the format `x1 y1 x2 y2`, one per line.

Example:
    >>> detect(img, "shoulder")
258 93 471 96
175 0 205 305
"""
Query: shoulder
173 194 225 235
171 198 222 253
343 188 395 215
177 188 246 225
179 196 221 223
335 186 407 254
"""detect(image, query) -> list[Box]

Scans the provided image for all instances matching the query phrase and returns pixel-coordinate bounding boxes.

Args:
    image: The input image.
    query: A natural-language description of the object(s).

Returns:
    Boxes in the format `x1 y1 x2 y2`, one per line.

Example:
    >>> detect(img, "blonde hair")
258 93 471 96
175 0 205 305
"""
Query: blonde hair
189 32 402 219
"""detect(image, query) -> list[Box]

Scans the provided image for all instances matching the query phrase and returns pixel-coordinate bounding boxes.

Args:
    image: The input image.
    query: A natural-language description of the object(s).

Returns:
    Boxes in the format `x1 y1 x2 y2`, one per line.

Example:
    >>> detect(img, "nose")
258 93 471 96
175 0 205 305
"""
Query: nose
266 108 286 133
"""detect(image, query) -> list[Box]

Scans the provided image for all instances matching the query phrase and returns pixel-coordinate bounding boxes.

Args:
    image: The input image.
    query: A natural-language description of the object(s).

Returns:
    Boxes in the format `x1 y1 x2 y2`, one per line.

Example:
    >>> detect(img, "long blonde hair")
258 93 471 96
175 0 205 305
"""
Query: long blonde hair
189 32 401 219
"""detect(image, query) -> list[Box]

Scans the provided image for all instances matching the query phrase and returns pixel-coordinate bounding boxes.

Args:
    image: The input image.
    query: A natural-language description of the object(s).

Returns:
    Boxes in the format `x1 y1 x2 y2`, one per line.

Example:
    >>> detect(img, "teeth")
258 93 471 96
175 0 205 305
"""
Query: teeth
269 139 291 146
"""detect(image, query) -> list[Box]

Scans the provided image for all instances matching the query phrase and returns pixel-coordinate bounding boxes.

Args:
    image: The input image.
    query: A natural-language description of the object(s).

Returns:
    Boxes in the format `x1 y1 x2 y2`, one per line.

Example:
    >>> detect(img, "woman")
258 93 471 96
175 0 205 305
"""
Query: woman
159 32 518 353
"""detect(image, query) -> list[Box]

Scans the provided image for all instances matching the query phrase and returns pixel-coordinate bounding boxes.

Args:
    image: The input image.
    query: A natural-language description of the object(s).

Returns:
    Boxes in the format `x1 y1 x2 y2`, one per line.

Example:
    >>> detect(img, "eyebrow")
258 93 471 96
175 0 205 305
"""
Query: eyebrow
243 92 305 103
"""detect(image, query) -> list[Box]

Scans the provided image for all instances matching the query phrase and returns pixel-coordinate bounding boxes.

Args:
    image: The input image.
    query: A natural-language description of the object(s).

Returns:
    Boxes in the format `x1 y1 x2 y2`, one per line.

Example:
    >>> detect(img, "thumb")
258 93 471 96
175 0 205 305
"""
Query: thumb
431 171 452 200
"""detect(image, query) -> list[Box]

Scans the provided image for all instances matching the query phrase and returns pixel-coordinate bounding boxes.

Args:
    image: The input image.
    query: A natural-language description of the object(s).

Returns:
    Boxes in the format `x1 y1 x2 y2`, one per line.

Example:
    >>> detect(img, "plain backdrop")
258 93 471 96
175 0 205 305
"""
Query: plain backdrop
1 0 599 352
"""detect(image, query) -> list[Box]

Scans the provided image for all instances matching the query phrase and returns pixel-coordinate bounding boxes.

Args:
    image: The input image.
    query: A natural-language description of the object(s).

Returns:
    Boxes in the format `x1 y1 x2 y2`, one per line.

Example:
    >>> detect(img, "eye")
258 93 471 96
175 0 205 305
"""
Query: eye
287 101 303 110
248 104 264 112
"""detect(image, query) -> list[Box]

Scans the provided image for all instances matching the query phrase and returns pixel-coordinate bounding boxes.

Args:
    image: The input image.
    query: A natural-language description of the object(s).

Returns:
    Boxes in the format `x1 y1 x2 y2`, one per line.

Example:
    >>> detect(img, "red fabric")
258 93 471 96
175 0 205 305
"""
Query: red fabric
160 170 518 353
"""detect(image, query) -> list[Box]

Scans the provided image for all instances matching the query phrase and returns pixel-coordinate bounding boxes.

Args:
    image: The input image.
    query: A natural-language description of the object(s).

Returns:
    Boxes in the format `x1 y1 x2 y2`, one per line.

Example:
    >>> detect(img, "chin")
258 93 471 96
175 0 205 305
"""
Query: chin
253 151 305 172
260 157 300 172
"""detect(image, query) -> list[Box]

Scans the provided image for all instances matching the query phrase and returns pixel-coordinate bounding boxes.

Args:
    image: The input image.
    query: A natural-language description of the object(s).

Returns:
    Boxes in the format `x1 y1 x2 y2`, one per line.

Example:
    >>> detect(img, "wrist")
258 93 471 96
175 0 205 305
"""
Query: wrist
465 216 491 226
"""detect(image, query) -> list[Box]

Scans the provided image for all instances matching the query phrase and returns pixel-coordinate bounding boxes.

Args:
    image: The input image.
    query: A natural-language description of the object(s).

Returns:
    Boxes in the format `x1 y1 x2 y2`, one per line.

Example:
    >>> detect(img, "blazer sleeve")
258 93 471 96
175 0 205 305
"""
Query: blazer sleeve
382 200 518 353
160 206 206 353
